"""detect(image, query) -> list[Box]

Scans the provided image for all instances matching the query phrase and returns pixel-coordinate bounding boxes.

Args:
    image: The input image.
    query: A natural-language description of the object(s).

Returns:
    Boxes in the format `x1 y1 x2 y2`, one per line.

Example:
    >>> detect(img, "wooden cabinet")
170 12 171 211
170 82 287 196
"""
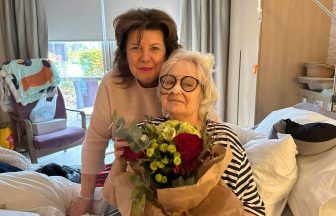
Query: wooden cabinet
227 0 333 127
255 0 333 123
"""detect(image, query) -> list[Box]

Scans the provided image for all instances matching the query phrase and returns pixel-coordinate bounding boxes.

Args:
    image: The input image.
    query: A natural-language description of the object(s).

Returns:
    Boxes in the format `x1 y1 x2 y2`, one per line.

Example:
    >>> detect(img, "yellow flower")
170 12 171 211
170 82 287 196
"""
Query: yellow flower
162 126 176 141
161 157 169 164
140 134 149 142
174 152 181 158
173 157 181 165
160 143 168 152
167 144 176 153
157 161 165 169
151 143 159 149
150 161 158 171
146 148 154 157
157 120 180 132
177 122 201 137
151 139 158 149
162 176 168 184
155 173 162 182
158 134 165 143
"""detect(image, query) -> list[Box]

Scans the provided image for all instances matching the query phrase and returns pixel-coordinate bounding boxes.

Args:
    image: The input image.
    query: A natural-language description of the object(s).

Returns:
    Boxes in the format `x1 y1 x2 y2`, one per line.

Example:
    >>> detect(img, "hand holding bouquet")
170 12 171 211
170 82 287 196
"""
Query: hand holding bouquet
109 112 244 216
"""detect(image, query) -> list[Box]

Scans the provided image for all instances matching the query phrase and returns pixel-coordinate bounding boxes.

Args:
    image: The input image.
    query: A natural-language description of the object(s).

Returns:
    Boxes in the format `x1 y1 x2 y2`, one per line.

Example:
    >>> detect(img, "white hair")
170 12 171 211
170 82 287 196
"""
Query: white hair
159 49 218 120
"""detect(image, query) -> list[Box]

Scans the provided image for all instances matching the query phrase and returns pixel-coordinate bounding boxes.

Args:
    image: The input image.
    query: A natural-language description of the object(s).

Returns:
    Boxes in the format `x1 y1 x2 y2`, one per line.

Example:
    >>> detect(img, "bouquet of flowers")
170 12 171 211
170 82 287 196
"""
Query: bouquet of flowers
110 112 244 216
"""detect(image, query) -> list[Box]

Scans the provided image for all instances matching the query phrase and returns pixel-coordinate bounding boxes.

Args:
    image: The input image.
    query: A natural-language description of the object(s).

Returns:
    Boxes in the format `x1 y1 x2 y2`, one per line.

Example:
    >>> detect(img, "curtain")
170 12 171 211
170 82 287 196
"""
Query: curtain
0 0 48 61
180 0 230 121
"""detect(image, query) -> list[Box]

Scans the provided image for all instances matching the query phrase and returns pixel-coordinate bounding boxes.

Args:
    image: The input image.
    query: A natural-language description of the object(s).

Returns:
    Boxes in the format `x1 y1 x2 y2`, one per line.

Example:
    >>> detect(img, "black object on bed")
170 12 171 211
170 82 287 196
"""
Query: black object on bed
271 119 336 155
35 163 81 183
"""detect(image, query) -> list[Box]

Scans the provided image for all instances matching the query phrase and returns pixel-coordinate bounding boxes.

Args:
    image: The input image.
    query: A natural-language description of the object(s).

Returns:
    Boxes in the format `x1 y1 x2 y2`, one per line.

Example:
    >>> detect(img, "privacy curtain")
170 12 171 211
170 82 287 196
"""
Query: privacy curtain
180 0 230 121
0 0 48 61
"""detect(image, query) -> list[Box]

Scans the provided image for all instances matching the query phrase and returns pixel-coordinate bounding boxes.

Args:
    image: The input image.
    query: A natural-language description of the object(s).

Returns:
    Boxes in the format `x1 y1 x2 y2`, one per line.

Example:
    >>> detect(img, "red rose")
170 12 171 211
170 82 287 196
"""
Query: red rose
173 166 181 174
121 146 144 161
173 133 203 162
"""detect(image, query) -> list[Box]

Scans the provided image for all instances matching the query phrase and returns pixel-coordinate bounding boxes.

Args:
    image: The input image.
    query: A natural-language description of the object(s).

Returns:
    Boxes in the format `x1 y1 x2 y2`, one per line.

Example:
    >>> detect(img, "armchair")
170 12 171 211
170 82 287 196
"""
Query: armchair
8 87 86 163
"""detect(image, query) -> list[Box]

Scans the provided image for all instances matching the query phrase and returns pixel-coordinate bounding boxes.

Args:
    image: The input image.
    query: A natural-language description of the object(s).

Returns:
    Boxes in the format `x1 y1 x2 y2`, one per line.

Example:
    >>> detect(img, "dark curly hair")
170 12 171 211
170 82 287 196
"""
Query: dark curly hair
113 8 181 86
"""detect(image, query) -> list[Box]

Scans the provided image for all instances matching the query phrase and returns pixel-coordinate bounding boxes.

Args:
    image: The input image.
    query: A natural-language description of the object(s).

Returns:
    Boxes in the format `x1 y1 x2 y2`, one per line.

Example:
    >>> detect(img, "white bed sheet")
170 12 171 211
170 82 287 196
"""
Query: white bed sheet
254 106 336 216
0 171 108 216
288 145 336 216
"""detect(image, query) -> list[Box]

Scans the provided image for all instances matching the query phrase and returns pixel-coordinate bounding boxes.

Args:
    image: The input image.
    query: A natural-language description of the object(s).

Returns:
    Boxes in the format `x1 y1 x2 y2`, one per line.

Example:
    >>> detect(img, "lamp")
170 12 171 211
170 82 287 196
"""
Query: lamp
313 0 336 112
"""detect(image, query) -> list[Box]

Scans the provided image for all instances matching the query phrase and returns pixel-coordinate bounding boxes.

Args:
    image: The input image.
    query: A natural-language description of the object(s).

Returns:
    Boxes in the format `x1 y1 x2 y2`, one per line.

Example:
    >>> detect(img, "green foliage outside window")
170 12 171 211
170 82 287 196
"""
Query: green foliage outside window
79 48 104 77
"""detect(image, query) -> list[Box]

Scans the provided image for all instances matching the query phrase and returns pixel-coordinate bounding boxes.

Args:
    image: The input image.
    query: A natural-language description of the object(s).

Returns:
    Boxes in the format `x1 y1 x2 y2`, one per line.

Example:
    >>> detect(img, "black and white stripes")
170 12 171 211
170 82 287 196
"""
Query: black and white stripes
207 120 265 216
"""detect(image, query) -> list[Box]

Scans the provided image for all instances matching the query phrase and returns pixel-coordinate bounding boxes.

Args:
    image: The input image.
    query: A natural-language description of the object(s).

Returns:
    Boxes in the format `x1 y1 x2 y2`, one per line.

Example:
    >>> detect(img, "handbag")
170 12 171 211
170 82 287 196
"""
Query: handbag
29 89 58 123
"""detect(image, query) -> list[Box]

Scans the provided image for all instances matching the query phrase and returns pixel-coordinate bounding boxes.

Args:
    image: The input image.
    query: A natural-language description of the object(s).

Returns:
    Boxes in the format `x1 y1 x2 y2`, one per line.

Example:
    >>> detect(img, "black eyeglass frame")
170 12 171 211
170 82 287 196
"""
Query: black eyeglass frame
159 74 200 92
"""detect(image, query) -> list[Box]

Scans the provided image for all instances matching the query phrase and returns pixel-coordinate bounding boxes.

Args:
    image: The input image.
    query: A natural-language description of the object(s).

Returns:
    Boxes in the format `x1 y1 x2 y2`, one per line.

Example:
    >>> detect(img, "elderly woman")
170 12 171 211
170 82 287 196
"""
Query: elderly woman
104 50 265 216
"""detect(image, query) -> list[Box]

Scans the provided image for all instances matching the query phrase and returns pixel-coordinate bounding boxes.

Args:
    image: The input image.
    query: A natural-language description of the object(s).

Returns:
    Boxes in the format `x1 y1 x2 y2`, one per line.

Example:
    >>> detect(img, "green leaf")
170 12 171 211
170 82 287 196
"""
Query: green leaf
131 189 146 216
129 127 142 138
111 110 117 124
131 174 144 187
184 176 196 185
114 117 125 133
128 140 144 152
114 127 129 139
172 176 185 187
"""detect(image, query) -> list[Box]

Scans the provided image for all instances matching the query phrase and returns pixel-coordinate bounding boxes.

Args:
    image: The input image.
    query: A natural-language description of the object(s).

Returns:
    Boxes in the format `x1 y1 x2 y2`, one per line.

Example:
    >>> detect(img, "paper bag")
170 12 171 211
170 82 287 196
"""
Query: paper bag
113 146 245 216
156 146 233 212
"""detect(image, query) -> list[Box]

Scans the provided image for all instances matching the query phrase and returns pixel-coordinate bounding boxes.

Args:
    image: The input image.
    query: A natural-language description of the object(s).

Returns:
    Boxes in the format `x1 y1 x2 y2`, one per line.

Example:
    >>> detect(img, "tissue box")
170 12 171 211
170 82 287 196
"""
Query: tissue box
32 118 67 135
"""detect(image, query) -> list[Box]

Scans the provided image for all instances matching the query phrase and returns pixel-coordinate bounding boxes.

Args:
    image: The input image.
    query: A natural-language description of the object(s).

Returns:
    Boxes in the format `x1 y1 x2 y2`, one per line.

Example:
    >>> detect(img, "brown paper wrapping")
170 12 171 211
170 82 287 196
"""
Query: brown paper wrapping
114 146 245 216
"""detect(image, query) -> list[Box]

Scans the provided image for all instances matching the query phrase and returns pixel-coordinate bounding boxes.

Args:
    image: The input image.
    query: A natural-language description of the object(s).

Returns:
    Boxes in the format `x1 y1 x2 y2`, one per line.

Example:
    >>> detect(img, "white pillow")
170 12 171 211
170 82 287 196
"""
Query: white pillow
244 134 298 216
225 123 266 146
0 171 108 216
255 107 336 137
288 145 336 216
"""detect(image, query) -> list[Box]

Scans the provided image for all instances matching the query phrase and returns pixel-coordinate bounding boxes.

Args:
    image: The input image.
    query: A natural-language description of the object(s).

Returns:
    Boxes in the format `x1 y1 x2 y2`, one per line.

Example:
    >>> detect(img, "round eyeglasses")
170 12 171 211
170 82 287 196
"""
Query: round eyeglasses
159 74 200 92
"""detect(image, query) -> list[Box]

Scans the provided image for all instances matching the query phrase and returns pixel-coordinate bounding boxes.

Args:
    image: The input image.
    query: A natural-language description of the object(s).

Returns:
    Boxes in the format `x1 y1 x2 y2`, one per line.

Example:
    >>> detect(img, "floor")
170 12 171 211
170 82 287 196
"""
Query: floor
37 142 115 166
34 113 115 166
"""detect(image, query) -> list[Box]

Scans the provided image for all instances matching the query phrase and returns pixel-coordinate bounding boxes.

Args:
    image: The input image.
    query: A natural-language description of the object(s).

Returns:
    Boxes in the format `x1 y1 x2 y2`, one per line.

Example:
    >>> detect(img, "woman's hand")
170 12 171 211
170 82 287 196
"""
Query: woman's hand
67 198 93 216
102 138 129 206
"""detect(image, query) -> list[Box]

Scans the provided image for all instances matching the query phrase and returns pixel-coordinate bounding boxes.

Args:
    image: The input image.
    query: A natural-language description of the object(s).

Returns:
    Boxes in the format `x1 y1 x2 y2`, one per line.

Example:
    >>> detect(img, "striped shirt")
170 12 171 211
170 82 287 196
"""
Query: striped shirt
149 118 265 216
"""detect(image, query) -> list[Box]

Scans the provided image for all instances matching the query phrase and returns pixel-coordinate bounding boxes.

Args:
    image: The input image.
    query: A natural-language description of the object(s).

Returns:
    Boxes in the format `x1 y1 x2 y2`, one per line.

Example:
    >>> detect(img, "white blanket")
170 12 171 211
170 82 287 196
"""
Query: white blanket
0 171 108 216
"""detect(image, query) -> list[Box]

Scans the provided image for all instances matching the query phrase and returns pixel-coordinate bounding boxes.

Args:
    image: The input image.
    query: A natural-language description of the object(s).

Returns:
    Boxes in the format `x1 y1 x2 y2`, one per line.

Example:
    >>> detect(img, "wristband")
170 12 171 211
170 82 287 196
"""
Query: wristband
77 194 94 201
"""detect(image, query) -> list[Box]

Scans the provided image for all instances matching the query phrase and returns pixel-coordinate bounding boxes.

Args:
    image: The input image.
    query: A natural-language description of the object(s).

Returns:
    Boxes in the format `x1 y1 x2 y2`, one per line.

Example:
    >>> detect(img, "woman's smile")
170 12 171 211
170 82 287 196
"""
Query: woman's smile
167 97 185 104
138 67 153 72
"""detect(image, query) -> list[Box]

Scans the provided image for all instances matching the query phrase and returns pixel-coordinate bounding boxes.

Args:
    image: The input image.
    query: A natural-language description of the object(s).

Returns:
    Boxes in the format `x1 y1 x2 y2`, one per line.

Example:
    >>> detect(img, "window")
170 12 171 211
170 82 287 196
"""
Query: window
48 41 116 127
45 0 179 127
48 41 104 110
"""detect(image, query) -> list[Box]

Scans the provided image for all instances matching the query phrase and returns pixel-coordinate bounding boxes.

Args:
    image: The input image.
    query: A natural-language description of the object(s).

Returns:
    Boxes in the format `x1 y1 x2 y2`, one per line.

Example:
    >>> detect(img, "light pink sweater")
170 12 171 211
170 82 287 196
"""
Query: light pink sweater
81 70 162 174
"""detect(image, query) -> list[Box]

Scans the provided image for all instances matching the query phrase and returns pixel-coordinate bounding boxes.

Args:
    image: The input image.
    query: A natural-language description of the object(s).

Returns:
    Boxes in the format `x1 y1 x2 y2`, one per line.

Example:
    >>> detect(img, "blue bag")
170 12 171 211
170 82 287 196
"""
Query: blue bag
29 89 58 123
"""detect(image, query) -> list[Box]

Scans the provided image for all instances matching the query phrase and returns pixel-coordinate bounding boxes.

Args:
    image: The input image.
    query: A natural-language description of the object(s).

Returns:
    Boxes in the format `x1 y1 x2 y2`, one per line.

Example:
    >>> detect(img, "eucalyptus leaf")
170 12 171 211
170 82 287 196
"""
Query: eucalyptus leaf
111 110 118 124
172 176 185 187
184 176 196 185
131 187 143 200
131 174 144 187
129 127 142 138
115 117 125 133
131 191 146 216
129 140 144 152
114 127 129 139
